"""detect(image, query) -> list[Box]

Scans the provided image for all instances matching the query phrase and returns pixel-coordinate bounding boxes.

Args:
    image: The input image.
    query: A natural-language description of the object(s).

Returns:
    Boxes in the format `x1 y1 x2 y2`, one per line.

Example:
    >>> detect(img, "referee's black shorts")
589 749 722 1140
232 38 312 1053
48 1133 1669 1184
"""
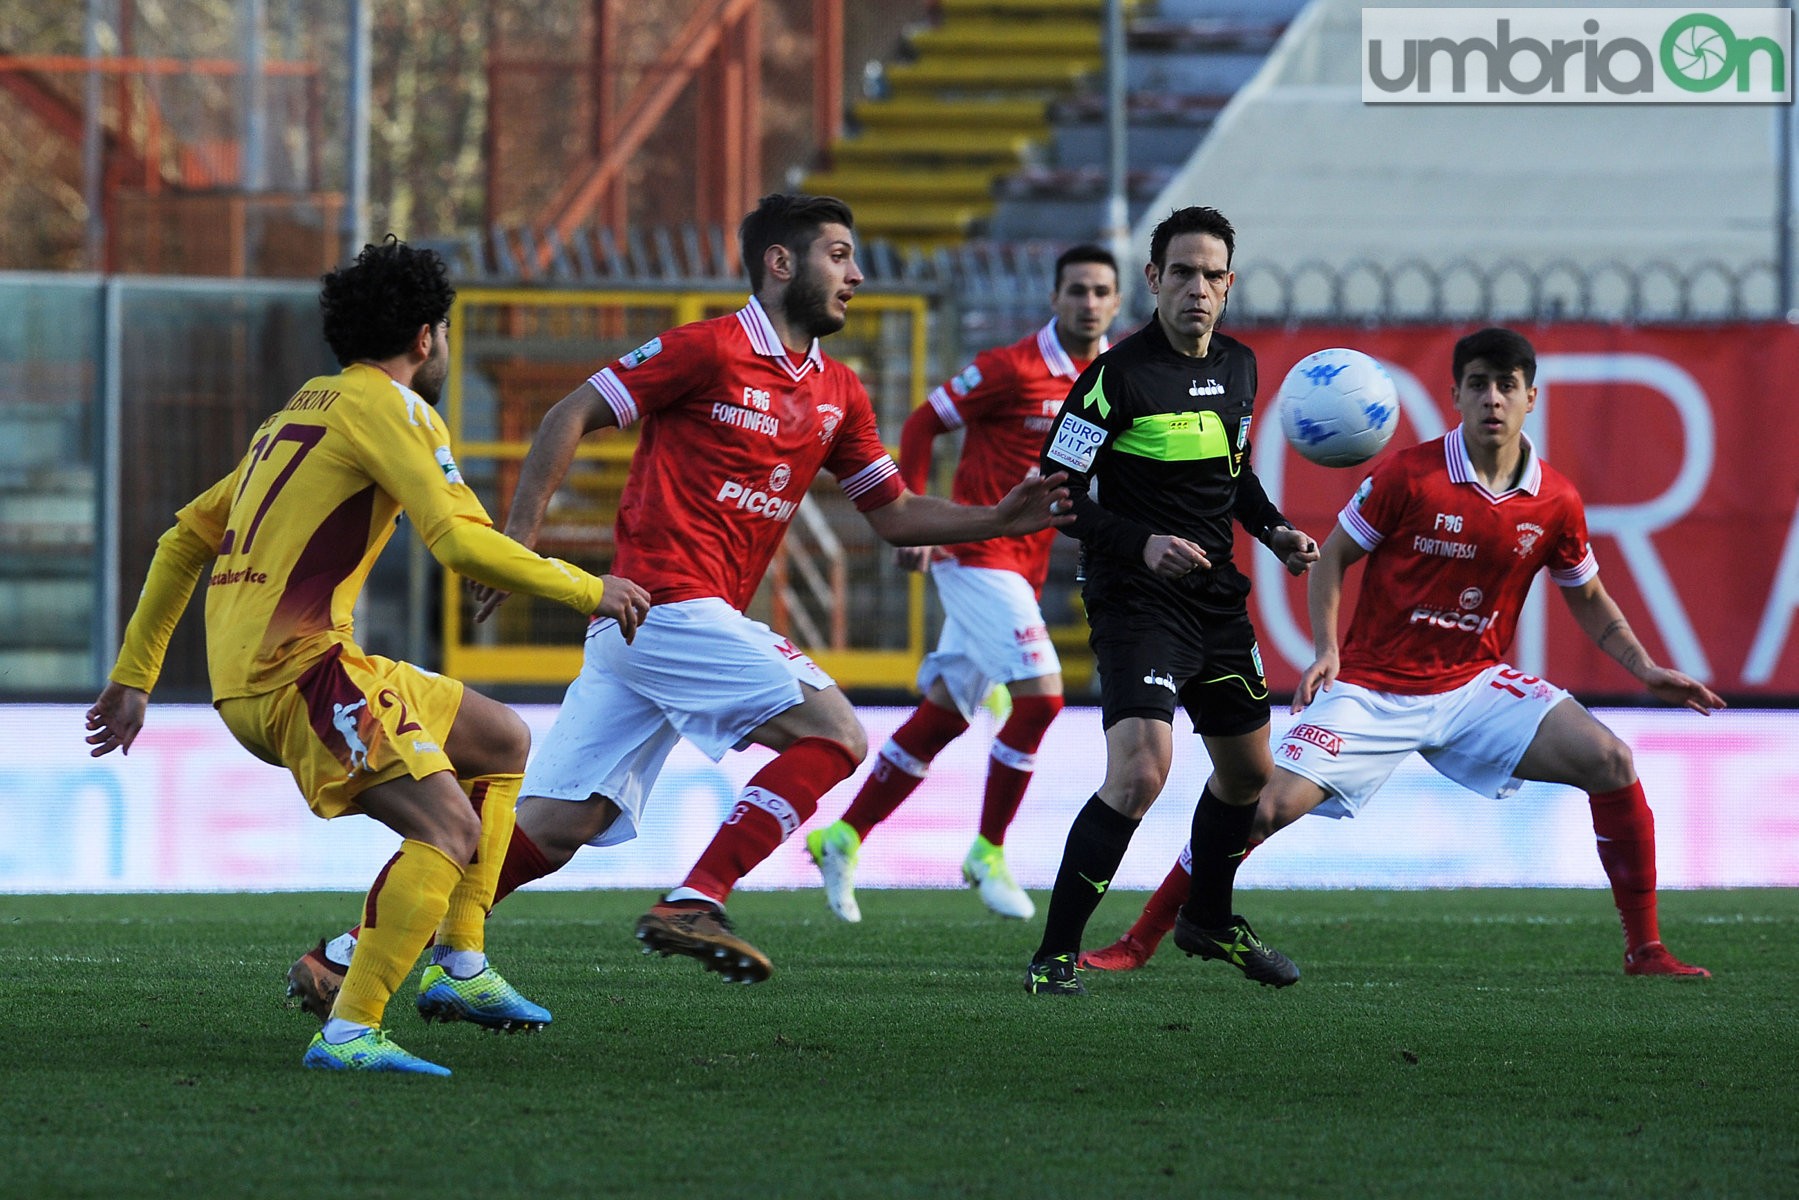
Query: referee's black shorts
1088 596 1271 737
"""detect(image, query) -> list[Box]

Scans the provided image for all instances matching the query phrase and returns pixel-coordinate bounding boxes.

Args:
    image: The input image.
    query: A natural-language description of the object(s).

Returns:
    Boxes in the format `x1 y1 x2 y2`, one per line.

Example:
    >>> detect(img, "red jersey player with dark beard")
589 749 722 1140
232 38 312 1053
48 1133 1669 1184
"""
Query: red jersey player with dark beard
280 196 1072 1011
806 245 1121 925
1081 327 1725 981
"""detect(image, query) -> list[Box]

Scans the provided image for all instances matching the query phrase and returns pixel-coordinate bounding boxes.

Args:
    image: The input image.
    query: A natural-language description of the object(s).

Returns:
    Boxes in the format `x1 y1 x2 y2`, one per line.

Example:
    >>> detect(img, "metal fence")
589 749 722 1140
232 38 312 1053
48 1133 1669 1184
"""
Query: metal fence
426 225 1793 331
0 274 339 698
7 243 1791 699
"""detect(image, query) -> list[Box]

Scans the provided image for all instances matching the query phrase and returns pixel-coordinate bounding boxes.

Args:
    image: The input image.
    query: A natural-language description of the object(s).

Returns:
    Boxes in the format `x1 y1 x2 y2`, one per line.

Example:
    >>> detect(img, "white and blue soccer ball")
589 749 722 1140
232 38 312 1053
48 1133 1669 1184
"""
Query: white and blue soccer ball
1276 348 1399 468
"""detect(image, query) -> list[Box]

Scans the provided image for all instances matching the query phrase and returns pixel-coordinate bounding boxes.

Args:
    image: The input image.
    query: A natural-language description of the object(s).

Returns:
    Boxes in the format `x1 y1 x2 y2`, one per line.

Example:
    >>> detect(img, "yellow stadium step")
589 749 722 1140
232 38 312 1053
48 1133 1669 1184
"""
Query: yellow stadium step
940 0 1111 16
803 167 996 204
909 20 1102 58
847 199 994 234
850 96 1050 134
884 57 1101 97
830 128 1042 165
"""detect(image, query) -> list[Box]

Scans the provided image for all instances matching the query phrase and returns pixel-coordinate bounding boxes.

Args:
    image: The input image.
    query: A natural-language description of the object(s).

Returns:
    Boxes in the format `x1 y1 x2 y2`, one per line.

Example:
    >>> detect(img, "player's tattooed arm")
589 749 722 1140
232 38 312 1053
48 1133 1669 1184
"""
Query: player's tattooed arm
1595 618 1647 675
1563 579 1726 714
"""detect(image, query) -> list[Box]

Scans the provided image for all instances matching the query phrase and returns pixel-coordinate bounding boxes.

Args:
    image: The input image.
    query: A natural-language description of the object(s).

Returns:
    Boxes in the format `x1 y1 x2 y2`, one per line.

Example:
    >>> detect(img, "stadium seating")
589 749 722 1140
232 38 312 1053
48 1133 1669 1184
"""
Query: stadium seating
1137 0 1784 287
805 0 1304 249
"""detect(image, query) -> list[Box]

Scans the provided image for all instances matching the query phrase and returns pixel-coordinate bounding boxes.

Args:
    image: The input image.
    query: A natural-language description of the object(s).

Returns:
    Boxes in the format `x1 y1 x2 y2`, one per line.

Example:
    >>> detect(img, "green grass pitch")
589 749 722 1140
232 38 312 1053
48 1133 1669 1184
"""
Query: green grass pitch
2 888 1794 1199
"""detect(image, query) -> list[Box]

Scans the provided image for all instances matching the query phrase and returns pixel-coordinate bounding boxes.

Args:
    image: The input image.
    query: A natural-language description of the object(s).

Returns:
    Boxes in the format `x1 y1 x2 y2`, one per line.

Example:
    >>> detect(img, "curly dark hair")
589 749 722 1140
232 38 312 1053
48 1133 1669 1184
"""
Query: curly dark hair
318 236 456 366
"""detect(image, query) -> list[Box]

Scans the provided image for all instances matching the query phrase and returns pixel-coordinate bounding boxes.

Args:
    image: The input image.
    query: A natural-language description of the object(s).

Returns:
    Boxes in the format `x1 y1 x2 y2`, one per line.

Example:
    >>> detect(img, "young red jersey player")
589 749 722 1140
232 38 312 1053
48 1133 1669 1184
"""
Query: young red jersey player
1082 327 1724 981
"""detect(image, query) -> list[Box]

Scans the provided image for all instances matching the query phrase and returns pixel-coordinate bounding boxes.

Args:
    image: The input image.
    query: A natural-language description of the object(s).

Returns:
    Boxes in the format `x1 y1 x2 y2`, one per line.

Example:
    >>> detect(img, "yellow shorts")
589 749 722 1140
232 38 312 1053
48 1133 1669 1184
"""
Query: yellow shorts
218 645 465 819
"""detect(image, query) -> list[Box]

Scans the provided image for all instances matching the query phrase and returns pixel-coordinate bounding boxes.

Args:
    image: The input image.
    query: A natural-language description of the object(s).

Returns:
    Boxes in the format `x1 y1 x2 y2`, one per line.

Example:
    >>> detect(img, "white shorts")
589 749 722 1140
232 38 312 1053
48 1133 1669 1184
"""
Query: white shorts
520 597 835 846
1274 663 1571 818
916 561 1059 718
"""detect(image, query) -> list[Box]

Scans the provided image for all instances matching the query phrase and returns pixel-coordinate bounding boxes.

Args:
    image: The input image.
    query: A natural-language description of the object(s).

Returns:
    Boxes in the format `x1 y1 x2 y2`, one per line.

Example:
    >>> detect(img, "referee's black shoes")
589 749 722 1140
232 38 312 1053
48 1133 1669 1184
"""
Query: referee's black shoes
1173 912 1300 988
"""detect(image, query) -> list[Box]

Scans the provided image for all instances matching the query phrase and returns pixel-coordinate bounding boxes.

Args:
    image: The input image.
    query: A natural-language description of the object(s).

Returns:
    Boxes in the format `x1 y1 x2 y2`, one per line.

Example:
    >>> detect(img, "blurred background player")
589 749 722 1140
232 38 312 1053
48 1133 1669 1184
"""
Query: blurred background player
805 244 1122 923
85 238 651 1075
285 194 1071 997
1025 206 1319 996
1082 327 1722 980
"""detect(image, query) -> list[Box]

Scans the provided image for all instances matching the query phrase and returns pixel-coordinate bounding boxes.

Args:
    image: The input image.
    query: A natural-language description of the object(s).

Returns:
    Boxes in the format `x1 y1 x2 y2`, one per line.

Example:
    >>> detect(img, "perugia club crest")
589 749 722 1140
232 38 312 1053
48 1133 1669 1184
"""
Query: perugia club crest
1514 522 1544 557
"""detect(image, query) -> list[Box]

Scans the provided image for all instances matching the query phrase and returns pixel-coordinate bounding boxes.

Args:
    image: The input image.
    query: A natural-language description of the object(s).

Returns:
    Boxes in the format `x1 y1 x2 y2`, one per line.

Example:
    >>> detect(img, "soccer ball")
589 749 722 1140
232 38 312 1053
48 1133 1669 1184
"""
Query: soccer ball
1276 348 1399 468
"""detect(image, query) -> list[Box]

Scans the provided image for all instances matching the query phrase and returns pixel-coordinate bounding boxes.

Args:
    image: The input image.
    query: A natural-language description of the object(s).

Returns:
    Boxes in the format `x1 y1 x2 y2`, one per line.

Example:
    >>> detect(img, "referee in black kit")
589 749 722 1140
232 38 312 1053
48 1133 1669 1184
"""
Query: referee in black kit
1026 206 1320 996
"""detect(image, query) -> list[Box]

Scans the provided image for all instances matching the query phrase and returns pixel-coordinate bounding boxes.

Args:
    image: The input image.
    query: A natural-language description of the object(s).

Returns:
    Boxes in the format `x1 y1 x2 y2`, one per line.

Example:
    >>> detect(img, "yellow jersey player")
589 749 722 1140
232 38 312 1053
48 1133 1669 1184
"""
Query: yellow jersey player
84 237 652 1075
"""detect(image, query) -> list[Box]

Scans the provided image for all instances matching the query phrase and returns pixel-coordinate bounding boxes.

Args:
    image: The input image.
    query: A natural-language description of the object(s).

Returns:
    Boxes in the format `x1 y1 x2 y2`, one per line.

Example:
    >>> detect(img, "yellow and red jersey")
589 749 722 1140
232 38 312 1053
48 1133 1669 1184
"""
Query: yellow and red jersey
175 364 492 697
114 362 604 701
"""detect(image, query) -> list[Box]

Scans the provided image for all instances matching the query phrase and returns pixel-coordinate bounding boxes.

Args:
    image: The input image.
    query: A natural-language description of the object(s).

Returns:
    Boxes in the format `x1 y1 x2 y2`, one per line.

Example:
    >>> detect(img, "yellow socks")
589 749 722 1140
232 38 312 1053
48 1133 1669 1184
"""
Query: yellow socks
332 839 463 1028
436 773 523 957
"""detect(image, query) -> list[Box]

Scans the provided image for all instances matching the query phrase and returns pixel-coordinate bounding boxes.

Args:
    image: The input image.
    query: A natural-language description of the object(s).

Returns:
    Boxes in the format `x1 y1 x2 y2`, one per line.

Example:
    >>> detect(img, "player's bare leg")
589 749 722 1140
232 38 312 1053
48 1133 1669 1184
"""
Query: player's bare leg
1516 699 1709 978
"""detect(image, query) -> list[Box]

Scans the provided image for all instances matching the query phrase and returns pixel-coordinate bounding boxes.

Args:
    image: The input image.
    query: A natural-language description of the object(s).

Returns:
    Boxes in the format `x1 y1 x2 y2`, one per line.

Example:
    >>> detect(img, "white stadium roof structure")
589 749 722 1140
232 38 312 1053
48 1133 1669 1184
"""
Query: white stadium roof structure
1135 0 1795 322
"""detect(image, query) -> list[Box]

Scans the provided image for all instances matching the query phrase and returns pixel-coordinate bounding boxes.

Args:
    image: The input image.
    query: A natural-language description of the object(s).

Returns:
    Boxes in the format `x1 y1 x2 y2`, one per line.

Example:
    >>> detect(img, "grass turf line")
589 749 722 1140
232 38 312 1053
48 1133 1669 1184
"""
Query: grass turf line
1 888 1794 1199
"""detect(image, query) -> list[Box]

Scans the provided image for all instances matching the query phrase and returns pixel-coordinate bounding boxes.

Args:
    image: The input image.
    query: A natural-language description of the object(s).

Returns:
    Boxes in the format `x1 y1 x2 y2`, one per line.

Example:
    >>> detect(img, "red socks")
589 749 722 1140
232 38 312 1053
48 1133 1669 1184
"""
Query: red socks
840 700 968 838
684 737 861 903
492 823 556 908
978 694 1064 845
1588 781 1660 951
1129 846 1192 949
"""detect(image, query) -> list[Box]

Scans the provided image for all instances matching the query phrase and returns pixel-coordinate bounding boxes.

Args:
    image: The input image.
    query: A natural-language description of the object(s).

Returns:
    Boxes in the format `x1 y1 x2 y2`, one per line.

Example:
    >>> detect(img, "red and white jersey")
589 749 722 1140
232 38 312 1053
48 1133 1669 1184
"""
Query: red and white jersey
919 319 1102 590
1335 427 1598 694
587 297 905 610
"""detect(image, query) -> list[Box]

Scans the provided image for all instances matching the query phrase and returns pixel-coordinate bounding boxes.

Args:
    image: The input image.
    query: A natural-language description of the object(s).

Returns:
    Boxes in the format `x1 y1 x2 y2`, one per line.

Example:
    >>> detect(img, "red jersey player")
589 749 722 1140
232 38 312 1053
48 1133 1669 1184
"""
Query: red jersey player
279 195 1072 1010
805 245 1121 923
1082 326 1723 980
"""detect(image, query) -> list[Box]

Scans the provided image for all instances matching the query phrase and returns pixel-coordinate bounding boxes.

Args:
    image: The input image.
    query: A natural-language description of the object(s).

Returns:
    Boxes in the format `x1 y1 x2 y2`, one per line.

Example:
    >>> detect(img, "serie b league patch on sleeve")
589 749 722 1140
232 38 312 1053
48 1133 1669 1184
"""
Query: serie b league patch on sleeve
1047 413 1107 472
621 337 663 369
434 445 465 486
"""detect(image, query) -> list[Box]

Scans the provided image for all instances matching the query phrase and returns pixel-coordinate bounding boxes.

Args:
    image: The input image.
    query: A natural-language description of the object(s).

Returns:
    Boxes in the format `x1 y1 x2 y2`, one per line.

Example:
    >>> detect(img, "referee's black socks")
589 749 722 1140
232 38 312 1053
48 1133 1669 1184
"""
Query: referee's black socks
1035 794 1141 960
1183 785 1257 929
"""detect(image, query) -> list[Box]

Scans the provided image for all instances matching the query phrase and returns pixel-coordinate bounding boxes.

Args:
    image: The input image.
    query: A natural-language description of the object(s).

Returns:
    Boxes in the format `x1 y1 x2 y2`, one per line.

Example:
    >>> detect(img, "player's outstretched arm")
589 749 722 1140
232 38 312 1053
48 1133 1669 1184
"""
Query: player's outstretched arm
1295 527 1365 710
592 573 653 643
862 470 1072 546
505 382 621 548
1560 578 1727 715
431 523 650 638
87 512 222 754
470 382 623 621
